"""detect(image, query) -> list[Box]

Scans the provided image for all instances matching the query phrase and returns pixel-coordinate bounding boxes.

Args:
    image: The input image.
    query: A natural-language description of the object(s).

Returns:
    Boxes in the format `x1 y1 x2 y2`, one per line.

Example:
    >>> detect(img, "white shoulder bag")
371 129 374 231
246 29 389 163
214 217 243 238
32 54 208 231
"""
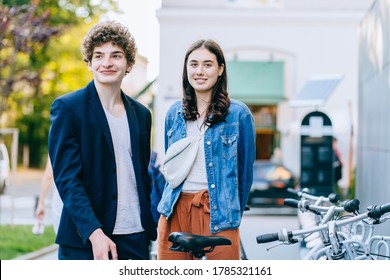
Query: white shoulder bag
162 131 205 189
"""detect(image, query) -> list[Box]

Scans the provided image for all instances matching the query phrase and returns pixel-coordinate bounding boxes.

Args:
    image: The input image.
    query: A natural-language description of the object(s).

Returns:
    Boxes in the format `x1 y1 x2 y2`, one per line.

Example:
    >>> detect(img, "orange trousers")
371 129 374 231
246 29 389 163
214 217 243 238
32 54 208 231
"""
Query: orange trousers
157 190 240 260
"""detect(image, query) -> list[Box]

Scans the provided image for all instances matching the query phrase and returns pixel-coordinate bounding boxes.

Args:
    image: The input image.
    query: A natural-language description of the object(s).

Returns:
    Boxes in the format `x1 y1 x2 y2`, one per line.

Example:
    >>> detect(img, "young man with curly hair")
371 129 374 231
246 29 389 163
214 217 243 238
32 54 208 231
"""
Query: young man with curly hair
49 21 157 260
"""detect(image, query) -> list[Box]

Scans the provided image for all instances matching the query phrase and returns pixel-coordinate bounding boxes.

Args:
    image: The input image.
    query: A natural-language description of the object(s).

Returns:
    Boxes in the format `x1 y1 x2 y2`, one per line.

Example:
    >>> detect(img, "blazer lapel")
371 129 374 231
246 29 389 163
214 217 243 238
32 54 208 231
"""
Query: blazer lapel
122 93 141 175
87 82 115 157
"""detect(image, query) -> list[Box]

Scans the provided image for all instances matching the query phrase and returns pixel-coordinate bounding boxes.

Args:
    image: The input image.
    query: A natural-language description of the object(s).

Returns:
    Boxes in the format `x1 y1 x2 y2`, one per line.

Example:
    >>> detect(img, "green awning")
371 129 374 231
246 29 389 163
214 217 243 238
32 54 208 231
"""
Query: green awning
227 61 284 105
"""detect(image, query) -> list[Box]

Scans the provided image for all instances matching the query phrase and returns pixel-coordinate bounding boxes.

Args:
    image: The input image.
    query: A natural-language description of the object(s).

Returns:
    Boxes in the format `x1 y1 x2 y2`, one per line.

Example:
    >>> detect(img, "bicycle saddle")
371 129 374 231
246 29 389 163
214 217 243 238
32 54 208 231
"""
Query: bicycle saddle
168 232 232 257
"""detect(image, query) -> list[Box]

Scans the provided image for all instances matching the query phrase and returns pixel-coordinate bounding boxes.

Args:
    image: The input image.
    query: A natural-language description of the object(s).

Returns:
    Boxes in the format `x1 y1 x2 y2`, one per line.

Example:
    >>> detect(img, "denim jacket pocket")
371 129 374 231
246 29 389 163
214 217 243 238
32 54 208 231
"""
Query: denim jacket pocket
221 135 238 160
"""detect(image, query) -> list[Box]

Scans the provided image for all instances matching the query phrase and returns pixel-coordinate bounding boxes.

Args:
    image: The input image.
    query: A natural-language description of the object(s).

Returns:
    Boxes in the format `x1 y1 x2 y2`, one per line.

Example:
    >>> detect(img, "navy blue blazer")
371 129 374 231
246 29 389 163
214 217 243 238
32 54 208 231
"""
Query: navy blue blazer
49 81 157 248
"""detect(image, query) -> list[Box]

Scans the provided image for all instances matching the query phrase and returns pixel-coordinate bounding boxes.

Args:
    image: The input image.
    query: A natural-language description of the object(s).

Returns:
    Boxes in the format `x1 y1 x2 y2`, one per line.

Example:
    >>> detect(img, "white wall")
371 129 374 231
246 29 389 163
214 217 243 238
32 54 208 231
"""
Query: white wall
357 0 390 235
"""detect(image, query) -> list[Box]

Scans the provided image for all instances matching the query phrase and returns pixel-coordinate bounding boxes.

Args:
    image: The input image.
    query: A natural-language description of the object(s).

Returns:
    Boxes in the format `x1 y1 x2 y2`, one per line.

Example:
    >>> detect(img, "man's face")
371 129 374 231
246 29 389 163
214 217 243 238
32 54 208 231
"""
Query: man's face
88 42 131 87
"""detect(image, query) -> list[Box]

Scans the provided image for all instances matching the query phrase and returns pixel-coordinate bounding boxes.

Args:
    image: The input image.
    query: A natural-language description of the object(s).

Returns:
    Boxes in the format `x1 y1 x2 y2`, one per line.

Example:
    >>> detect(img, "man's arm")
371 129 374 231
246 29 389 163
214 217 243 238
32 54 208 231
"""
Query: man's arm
49 98 102 244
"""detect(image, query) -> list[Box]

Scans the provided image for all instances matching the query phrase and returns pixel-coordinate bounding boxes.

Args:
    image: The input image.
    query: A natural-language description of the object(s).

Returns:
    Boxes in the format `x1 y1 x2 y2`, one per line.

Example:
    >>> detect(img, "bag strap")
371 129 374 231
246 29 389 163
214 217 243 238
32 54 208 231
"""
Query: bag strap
198 123 208 137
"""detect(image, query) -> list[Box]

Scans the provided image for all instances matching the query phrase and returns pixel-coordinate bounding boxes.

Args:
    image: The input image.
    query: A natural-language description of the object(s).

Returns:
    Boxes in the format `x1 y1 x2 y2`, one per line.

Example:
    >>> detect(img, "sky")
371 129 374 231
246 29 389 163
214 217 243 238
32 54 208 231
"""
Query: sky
105 0 162 80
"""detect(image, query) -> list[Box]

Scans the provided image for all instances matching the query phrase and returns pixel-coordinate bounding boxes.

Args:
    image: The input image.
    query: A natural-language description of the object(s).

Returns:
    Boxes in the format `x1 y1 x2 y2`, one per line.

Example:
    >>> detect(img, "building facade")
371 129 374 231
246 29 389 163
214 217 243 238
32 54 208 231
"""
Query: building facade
154 0 374 193
358 0 390 235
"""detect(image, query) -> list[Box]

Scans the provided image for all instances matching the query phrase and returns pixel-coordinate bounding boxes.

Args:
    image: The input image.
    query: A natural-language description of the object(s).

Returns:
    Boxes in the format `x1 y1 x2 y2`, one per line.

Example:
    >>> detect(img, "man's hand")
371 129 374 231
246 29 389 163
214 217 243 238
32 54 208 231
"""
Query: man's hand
89 228 118 260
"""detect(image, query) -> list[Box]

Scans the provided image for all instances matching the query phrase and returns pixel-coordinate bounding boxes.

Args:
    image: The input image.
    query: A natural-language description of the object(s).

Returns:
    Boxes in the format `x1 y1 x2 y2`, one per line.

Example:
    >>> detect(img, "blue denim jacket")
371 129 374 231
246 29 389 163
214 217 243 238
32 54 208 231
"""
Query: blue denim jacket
157 99 256 233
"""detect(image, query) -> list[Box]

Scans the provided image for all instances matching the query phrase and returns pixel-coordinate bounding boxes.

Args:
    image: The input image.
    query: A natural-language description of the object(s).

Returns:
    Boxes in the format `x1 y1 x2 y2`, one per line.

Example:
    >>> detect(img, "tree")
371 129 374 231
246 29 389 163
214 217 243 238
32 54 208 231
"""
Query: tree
14 22 95 167
0 0 117 166
0 2 59 115
1 0 117 115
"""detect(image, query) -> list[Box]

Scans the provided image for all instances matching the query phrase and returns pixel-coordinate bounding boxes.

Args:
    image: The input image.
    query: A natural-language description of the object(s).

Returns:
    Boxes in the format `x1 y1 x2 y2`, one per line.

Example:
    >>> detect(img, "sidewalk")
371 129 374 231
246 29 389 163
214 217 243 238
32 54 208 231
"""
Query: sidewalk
1 167 58 259
0 167 46 225
13 244 58 260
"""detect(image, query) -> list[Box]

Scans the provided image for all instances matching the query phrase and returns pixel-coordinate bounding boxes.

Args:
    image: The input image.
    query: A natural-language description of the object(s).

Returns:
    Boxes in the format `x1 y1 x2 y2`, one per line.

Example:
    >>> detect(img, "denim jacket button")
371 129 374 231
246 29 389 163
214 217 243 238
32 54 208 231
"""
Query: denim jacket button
208 162 213 167
211 184 215 189
213 206 218 210
214 226 219 231
207 140 211 145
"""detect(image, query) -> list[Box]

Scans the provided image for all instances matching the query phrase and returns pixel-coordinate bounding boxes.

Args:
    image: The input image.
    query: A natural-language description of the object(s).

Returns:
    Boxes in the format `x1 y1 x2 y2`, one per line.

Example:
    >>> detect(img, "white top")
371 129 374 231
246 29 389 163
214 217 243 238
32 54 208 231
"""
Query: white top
104 108 144 235
182 118 208 193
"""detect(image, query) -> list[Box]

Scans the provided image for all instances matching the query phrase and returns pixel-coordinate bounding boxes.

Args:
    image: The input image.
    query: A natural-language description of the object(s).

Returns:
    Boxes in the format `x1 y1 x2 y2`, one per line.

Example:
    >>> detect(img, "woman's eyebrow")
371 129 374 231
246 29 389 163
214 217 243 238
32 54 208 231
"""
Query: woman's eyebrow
189 59 214 63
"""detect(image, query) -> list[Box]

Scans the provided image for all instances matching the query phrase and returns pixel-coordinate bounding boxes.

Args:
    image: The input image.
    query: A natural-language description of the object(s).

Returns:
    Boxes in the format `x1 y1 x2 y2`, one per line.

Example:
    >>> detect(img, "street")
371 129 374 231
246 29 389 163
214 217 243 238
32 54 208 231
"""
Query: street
0 168 302 260
0 168 45 225
241 208 301 260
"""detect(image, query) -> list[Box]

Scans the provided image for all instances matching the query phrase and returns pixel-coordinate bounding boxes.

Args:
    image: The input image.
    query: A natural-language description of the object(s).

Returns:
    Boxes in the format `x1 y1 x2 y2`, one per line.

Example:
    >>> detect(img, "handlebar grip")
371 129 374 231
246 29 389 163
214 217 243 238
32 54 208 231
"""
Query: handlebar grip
284 198 299 208
328 193 340 204
381 202 390 214
256 232 279 244
368 202 390 219
343 199 360 212
287 188 299 194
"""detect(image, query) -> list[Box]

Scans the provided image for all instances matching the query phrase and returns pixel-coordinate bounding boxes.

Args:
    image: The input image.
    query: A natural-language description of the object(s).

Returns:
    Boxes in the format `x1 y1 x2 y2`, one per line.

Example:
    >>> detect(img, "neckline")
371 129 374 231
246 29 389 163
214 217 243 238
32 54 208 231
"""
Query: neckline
103 107 126 119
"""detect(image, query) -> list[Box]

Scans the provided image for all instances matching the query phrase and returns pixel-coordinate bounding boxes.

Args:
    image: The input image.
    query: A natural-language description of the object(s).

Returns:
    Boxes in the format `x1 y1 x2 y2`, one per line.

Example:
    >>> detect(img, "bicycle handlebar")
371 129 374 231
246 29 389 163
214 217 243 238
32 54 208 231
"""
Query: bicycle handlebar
328 193 340 204
283 198 299 208
256 201 390 244
367 202 390 219
287 188 340 204
256 232 279 244
283 198 360 214
342 199 360 213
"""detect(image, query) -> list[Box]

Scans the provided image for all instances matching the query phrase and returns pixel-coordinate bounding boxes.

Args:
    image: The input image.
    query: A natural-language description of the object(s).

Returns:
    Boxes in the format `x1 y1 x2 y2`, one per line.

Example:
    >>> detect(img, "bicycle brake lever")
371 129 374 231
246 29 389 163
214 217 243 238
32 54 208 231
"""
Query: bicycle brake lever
265 238 301 251
380 215 390 223
266 241 285 251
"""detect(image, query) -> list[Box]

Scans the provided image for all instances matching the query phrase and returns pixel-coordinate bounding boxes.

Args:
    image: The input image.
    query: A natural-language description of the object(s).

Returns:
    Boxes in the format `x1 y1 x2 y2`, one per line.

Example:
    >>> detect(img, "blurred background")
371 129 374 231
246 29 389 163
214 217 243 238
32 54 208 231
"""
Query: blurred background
1 0 390 252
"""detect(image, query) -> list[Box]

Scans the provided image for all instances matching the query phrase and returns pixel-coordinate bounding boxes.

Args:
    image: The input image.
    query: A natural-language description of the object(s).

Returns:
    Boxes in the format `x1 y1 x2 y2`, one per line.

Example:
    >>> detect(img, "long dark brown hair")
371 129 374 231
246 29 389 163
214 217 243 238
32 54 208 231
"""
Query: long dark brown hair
182 39 230 126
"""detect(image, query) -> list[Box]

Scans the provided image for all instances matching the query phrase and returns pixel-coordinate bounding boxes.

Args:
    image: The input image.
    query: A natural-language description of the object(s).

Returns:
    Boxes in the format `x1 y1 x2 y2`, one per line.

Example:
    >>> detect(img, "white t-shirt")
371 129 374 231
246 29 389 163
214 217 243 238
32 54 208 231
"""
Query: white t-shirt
182 118 208 193
104 108 144 235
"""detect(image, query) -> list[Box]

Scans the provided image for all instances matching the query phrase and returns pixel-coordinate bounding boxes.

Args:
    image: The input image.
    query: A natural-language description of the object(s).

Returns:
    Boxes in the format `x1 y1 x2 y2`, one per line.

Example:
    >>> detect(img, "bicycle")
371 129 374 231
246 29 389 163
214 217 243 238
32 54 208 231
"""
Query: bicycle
256 201 390 260
287 188 373 256
365 235 390 260
283 197 361 259
287 188 341 251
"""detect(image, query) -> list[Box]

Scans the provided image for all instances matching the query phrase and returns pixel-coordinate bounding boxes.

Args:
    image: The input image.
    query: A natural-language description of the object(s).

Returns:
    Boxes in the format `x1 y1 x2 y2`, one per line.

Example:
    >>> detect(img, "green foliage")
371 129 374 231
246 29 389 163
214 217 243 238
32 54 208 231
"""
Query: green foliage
12 22 95 166
0 225 56 260
2 0 118 26
1 0 117 167
43 21 95 95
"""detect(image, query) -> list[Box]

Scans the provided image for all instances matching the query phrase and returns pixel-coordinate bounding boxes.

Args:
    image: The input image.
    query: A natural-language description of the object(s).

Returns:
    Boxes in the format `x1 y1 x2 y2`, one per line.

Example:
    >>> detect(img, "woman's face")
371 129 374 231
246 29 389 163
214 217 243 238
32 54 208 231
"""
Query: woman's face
186 47 224 97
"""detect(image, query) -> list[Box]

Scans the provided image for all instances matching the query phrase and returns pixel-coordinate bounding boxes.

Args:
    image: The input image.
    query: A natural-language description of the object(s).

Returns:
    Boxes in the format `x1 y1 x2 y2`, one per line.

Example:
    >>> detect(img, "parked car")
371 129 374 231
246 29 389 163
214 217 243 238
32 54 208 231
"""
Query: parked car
0 143 10 195
247 160 298 206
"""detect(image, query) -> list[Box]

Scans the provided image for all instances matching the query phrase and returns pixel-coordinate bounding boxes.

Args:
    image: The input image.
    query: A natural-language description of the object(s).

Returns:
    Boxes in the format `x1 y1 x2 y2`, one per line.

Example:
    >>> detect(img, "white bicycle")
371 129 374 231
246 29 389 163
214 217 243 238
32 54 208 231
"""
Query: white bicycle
256 201 390 260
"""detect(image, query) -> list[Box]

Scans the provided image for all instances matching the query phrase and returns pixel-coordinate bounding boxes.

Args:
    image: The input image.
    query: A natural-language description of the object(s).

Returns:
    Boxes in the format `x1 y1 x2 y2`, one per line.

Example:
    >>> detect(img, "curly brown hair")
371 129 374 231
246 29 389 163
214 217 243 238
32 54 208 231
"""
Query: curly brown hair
182 39 230 126
81 21 137 66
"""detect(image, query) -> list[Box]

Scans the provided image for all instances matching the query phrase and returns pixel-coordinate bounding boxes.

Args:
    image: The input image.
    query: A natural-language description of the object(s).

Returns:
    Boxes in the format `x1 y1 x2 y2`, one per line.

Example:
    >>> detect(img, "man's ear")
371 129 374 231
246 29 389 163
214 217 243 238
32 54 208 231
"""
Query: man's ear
126 65 133 74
